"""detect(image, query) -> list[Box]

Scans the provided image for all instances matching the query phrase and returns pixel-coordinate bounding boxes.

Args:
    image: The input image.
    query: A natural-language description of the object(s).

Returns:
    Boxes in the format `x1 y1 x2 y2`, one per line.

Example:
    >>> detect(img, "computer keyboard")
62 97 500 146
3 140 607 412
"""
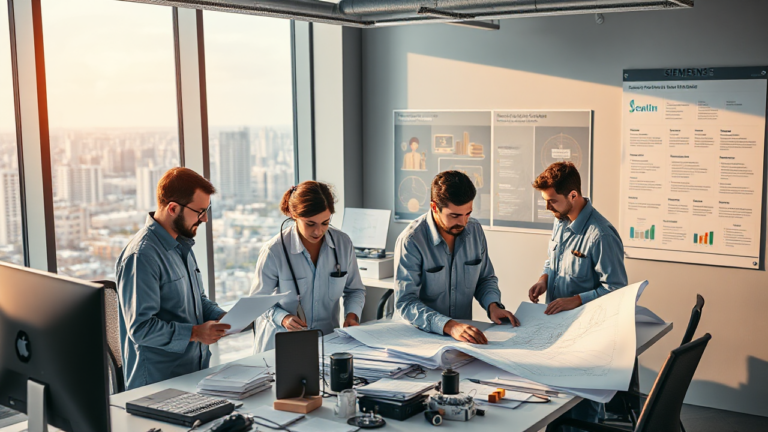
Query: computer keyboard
126 388 235 427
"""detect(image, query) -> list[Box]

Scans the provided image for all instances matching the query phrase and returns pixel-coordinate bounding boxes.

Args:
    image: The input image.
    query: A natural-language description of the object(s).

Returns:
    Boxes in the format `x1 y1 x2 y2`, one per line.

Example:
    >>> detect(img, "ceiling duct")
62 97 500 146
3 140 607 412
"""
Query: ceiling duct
120 0 693 27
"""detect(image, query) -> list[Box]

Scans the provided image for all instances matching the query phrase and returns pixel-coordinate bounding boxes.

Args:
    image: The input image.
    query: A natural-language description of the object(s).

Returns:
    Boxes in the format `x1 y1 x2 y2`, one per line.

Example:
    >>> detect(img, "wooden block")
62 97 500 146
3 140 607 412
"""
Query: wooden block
273 396 323 414
496 388 506 398
488 393 499 403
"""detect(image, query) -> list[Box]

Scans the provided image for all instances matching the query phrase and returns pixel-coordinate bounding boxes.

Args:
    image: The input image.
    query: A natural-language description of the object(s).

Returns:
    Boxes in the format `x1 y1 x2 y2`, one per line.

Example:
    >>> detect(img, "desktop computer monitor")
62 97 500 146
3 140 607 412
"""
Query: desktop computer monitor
0 262 110 432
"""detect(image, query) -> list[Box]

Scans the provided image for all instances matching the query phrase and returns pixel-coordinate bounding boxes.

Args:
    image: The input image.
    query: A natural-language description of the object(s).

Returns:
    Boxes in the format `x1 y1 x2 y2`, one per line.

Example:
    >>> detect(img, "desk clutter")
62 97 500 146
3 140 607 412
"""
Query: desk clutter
197 364 274 400
323 333 474 384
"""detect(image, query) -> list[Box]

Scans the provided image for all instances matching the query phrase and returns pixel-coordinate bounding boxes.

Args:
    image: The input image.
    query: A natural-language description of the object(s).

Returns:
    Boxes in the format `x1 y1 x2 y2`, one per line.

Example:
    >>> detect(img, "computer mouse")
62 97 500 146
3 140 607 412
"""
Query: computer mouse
210 414 254 432
497 317 511 324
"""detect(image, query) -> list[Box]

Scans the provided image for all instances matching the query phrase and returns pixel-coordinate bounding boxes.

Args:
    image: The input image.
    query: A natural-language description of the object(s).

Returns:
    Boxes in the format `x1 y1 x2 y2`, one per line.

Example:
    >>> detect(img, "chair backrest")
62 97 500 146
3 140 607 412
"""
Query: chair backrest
635 333 711 432
93 279 125 393
680 294 705 346
376 289 394 320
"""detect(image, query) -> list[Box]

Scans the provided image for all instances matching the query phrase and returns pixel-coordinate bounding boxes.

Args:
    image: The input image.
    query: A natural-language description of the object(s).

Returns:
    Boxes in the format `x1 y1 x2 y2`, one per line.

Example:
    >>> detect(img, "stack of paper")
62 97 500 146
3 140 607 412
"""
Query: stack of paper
321 357 421 382
355 378 437 401
197 364 273 400
326 333 473 378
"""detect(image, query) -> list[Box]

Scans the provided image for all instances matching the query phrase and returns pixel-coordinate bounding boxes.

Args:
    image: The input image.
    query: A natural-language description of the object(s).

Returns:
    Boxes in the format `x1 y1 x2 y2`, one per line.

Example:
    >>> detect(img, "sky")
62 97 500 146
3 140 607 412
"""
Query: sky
0 0 293 132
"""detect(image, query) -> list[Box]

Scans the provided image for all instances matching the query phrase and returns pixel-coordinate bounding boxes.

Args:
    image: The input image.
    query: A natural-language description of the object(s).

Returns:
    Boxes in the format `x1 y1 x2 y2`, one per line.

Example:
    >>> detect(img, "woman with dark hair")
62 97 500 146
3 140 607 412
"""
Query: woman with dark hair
249 181 366 352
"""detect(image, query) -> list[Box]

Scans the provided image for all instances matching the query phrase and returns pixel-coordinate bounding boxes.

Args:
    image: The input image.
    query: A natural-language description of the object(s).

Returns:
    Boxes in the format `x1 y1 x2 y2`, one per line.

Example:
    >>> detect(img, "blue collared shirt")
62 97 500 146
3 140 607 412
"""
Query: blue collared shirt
249 225 366 353
543 199 628 304
116 213 225 390
394 212 501 335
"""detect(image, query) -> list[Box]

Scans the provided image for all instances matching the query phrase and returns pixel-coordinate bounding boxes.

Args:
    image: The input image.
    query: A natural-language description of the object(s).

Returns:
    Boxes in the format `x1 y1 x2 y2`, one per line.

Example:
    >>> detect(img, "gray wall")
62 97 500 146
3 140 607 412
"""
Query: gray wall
360 0 768 416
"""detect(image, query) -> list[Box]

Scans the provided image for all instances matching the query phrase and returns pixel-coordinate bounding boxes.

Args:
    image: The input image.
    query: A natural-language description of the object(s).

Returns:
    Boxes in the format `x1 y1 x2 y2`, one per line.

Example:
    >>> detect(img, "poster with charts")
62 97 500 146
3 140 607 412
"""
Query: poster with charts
620 66 768 269
393 110 592 232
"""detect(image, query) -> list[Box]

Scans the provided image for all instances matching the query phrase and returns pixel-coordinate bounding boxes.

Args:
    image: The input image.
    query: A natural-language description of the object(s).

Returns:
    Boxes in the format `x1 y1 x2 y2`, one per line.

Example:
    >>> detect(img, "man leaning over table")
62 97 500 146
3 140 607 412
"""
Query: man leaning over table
528 162 628 432
394 170 520 345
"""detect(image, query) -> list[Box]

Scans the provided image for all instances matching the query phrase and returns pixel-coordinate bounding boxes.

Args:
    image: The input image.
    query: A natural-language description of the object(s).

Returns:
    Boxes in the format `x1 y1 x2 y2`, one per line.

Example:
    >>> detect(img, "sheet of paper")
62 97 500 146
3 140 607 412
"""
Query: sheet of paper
635 305 665 324
340 281 650 391
220 293 290 334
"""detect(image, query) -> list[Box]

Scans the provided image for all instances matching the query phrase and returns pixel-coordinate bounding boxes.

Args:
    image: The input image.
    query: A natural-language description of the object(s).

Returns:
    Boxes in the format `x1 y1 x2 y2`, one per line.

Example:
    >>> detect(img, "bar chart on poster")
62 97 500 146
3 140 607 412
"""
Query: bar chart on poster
620 66 768 269
393 110 592 232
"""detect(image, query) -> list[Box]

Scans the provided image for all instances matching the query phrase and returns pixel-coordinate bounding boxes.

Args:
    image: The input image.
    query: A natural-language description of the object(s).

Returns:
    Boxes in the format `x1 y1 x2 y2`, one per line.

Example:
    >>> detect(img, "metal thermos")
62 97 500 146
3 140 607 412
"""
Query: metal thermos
330 352 354 392
441 368 460 395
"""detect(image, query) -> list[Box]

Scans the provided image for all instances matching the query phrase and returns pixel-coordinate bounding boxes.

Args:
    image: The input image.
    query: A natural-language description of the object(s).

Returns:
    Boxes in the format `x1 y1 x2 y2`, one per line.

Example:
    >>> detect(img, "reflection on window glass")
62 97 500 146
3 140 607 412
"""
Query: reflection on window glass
204 12 294 361
0 3 24 266
42 0 178 280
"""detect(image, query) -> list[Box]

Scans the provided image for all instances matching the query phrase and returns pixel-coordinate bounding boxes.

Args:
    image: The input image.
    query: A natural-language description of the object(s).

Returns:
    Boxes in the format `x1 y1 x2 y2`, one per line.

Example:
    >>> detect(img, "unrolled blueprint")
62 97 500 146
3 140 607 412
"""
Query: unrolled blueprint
340 281 649 391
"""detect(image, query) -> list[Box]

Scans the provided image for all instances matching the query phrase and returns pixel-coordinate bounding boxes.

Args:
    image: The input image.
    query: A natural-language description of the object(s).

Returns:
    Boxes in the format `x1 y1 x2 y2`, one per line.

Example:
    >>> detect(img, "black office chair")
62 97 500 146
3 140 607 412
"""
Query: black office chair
605 294 705 430
93 280 126 394
551 333 712 432
376 289 394 320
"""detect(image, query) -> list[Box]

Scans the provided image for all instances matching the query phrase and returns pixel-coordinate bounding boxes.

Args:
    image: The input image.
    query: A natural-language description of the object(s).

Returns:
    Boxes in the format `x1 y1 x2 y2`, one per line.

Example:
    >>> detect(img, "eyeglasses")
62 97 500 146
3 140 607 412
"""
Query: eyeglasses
175 202 212 221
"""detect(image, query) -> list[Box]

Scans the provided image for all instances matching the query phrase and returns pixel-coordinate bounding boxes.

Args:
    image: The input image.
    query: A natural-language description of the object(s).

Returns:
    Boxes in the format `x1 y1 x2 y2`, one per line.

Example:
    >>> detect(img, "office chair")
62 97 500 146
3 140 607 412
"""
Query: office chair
376 289 394 320
605 294 705 430
551 333 711 432
93 280 126 394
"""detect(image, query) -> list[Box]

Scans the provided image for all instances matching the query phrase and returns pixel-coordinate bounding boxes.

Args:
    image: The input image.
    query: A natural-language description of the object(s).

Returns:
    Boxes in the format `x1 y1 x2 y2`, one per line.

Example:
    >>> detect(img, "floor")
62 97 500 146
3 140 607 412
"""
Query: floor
679 404 768 432
1 402 767 430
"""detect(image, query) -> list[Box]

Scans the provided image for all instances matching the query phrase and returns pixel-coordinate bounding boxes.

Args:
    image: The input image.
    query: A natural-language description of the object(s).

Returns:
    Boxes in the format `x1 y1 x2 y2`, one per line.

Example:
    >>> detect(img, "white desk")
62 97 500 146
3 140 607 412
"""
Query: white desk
1 321 671 432
361 277 394 290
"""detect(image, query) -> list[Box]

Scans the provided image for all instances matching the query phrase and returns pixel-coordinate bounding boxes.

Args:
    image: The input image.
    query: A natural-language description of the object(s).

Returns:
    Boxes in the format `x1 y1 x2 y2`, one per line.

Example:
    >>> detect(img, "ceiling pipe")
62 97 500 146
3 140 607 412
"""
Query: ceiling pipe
119 0 693 27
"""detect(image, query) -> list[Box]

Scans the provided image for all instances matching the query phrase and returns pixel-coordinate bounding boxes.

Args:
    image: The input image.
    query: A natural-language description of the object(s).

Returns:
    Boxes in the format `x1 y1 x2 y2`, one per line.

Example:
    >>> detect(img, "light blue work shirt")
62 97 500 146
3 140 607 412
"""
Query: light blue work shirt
543 199 628 304
249 225 366 353
394 212 501 335
116 213 225 390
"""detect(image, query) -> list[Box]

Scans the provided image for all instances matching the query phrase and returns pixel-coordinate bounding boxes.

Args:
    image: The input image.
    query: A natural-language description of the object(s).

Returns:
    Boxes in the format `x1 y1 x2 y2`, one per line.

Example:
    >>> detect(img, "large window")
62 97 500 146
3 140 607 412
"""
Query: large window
0 2 24 266
42 0 178 280
204 12 294 360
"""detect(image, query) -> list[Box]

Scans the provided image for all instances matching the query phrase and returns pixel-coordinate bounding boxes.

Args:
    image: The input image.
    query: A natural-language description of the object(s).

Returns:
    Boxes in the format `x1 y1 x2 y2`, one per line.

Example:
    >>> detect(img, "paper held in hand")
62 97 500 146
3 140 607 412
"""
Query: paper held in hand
219 292 290 335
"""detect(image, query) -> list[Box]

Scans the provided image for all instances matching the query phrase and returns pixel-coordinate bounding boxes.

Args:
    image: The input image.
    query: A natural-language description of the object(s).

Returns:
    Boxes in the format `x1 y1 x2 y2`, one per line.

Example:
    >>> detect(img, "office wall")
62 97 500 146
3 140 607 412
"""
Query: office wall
361 0 768 416
314 25 364 225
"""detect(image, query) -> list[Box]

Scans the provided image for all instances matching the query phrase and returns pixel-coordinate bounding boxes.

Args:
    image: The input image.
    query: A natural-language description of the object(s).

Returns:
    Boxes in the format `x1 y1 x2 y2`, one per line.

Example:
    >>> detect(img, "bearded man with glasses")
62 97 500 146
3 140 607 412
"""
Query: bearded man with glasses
116 167 230 390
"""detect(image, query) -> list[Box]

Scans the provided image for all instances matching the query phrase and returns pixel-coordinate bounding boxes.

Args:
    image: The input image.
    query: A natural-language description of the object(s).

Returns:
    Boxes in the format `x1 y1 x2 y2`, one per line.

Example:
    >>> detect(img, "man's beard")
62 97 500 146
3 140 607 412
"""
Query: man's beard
435 214 465 237
551 202 573 221
173 213 200 238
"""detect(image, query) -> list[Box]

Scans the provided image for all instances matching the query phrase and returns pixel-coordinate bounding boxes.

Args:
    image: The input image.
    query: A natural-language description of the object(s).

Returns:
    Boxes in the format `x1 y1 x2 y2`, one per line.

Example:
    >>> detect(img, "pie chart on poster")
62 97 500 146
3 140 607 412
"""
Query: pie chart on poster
399 176 428 213
541 133 583 169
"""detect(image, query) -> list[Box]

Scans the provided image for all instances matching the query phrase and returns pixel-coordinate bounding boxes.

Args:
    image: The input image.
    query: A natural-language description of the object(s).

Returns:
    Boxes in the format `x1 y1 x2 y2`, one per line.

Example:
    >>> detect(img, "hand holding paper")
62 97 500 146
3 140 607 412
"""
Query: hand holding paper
219 293 290 335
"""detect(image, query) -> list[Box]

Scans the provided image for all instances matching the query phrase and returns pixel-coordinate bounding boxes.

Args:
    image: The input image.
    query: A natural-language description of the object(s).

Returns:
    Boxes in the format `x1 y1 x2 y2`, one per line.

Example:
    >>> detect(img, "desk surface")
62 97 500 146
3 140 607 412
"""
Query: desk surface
361 277 395 290
2 321 672 432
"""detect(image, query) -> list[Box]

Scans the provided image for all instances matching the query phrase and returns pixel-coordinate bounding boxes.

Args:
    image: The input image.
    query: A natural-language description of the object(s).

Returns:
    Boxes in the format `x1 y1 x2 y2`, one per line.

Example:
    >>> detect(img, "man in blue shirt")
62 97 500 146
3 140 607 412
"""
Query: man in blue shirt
528 162 628 431
395 171 519 344
116 167 230 390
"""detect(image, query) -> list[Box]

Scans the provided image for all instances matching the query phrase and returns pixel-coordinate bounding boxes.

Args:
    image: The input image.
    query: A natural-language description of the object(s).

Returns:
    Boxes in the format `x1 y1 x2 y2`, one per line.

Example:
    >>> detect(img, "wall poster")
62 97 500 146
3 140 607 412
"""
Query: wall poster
394 110 592 232
620 66 768 269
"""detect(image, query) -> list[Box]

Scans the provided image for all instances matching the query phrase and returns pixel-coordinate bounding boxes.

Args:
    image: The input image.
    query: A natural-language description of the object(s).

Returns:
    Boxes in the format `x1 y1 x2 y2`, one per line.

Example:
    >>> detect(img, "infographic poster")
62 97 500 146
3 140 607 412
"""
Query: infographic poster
393 110 592 232
493 110 592 231
620 66 767 269
394 111 492 224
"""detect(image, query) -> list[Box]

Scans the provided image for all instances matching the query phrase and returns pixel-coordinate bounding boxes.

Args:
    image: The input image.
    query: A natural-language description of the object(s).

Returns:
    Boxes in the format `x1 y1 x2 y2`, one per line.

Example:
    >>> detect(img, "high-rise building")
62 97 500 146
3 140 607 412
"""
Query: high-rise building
56 165 104 205
0 170 21 245
136 165 164 211
219 128 251 203
54 204 88 249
